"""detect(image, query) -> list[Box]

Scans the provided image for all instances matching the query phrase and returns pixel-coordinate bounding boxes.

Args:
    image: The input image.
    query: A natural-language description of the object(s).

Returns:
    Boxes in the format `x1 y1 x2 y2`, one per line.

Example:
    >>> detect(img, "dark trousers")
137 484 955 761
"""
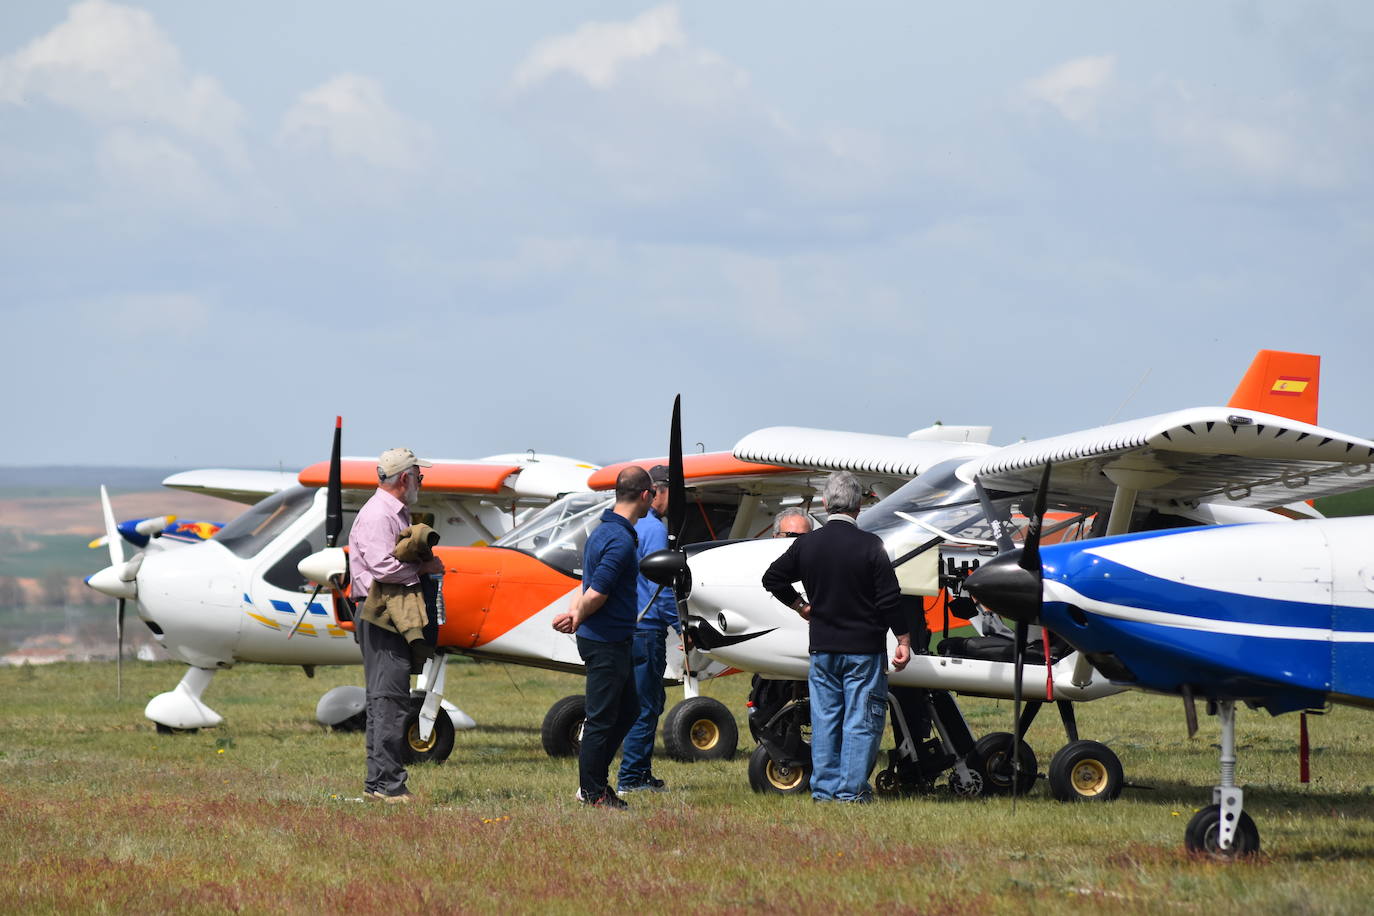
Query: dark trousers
360 619 411 796
576 635 639 799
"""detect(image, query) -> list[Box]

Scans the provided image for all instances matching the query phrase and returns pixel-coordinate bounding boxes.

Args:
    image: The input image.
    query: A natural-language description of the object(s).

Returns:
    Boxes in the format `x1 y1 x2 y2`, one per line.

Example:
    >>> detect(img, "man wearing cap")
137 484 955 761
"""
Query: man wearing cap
551 465 656 808
616 465 679 794
350 447 441 804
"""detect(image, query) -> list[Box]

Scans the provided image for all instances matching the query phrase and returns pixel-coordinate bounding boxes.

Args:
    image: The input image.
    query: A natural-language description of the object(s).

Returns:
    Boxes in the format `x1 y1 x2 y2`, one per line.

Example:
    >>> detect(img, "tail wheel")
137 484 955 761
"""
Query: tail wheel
663 696 739 761
400 701 455 765
1048 740 1123 802
747 745 810 794
540 695 586 758
967 731 1038 796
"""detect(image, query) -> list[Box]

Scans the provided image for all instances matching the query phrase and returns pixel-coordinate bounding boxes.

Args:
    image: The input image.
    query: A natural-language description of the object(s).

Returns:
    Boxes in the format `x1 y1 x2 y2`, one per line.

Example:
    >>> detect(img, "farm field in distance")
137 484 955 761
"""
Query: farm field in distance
3 659 1374 914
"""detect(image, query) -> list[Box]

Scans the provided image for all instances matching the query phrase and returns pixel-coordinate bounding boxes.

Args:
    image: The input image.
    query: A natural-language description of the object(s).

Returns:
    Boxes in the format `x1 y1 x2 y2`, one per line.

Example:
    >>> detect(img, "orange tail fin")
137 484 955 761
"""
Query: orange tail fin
1227 349 1320 426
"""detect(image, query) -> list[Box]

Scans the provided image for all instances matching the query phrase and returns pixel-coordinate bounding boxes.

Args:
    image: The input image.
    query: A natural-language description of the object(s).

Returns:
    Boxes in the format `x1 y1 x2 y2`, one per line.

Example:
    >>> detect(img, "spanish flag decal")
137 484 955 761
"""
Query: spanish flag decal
1271 377 1310 396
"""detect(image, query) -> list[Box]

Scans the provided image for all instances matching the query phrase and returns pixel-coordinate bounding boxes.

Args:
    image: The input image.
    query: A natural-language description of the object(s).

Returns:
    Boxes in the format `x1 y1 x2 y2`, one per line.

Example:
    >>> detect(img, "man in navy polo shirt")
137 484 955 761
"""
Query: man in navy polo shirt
552 465 656 808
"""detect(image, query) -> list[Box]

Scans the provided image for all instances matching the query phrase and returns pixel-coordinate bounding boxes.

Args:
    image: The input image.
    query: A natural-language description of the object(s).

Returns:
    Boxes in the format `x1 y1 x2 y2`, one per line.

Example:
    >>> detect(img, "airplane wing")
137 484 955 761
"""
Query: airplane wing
731 426 996 498
161 469 300 505
962 407 1374 511
298 455 596 505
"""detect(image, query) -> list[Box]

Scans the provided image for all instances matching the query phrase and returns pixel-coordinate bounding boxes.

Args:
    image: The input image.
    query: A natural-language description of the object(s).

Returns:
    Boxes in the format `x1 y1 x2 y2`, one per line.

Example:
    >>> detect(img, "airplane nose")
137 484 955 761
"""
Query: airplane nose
85 555 142 600
964 548 1041 624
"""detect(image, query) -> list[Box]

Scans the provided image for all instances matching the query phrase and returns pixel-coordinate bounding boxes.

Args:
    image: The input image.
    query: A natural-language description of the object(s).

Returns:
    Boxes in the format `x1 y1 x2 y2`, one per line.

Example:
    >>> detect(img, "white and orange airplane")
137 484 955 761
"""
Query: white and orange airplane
86 438 599 758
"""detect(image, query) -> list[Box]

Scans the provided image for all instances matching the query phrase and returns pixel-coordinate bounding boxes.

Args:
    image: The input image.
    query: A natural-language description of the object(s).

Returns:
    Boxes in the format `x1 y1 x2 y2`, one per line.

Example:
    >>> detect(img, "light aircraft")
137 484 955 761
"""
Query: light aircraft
85 428 596 757
300 422 997 764
645 351 1374 801
966 490 1374 856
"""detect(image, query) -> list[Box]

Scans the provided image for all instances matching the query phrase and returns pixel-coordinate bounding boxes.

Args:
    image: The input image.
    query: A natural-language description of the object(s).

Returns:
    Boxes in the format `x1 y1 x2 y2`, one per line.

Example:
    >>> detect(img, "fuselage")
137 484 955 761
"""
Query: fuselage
1036 517 1374 714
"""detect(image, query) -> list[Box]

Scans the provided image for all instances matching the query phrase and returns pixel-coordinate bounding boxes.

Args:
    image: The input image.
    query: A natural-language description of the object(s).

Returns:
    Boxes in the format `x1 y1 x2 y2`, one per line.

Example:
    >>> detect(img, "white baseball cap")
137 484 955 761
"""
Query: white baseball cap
378 447 432 479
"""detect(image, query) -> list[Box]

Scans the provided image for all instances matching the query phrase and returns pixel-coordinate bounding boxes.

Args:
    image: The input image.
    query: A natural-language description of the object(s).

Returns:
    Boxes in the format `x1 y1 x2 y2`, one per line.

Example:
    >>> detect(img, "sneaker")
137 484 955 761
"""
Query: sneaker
580 789 629 809
380 791 417 805
618 777 667 793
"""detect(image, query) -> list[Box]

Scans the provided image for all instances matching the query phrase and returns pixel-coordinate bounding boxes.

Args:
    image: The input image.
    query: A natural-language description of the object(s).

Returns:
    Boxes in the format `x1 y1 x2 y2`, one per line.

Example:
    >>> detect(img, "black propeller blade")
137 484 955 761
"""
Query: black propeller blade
116 597 125 699
290 417 344 640
639 395 694 676
965 462 1052 805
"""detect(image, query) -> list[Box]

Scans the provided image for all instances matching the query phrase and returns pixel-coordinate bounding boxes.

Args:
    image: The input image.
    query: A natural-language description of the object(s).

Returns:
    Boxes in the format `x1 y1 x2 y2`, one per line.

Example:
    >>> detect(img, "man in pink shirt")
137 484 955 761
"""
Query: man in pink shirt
351 447 440 804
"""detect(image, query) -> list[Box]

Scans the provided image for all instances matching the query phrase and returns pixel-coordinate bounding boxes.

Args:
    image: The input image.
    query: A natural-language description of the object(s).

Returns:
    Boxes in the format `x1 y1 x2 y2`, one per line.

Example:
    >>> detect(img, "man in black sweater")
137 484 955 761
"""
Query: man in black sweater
762 471 911 802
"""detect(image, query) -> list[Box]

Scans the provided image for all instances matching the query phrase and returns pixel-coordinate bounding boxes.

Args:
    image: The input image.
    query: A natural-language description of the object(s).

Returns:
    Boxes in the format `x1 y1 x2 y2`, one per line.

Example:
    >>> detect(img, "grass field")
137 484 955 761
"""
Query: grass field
3 659 1373 914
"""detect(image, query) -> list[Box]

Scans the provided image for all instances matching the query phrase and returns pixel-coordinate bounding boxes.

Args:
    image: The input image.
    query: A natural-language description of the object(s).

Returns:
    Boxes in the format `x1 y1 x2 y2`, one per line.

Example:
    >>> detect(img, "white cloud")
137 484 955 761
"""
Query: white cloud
0 0 245 162
512 4 685 90
96 128 234 217
1020 54 1116 122
278 73 433 171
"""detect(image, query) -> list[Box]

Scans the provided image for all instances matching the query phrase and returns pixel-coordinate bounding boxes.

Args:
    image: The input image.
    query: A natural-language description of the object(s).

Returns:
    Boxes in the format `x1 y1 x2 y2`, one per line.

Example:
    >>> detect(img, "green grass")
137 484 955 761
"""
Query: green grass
3 660 1374 914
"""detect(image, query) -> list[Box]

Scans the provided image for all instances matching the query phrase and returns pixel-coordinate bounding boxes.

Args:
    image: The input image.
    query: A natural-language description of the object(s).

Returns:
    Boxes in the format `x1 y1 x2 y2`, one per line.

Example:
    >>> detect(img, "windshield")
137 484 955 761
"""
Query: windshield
493 491 612 578
213 486 317 559
860 459 1095 558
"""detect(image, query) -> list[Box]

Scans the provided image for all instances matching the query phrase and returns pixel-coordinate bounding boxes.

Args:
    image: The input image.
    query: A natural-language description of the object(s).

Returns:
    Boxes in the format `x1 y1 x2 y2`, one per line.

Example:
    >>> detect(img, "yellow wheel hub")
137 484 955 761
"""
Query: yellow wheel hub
407 723 436 753
767 761 806 791
689 719 720 751
1071 759 1109 796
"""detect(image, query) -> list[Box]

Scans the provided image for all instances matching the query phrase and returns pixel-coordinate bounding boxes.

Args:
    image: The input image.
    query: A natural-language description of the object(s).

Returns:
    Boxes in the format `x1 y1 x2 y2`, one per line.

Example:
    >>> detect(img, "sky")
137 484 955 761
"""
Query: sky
2 1 1371 469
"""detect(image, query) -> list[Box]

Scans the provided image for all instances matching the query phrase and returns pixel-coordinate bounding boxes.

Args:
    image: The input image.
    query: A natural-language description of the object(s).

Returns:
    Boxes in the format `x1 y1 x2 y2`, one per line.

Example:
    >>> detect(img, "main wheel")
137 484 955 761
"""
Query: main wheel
540 695 586 758
1184 804 1261 858
1047 740 1123 802
967 732 1037 796
400 702 455 765
154 724 199 735
747 744 810 795
662 697 739 761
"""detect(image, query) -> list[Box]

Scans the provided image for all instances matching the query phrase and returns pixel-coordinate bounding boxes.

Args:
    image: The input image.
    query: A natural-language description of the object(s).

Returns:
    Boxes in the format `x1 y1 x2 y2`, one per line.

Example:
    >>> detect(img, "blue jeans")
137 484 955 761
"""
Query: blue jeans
808 651 887 802
617 628 669 786
576 635 638 799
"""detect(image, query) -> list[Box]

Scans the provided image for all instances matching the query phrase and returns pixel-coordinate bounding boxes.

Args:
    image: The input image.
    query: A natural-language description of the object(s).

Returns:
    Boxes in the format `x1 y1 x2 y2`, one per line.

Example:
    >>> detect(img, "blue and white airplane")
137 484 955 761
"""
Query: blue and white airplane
967 477 1374 857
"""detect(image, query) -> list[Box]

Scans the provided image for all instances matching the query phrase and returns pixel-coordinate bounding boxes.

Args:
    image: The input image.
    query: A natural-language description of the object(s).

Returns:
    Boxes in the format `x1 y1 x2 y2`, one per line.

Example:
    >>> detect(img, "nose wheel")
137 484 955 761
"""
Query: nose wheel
1184 699 1261 858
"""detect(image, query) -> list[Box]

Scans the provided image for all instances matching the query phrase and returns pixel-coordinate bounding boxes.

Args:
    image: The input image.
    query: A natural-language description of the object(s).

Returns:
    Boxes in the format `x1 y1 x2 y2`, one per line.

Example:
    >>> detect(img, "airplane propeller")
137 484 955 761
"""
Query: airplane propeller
91 485 141 699
964 462 1053 806
638 395 695 676
288 417 344 640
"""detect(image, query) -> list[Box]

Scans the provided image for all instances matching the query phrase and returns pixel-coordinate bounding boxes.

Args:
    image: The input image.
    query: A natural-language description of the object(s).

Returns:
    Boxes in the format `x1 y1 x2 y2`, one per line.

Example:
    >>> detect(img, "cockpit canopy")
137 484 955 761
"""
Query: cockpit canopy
493 491 613 578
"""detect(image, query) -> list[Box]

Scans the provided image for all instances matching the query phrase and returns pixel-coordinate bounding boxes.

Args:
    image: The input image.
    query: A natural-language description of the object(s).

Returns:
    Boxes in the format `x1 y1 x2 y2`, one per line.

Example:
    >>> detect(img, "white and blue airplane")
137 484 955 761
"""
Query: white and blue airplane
967 499 1374 857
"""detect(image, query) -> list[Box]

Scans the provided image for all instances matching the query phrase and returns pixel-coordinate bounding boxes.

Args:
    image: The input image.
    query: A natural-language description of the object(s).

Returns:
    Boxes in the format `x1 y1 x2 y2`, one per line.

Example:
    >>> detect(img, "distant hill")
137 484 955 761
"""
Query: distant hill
0 466 281 498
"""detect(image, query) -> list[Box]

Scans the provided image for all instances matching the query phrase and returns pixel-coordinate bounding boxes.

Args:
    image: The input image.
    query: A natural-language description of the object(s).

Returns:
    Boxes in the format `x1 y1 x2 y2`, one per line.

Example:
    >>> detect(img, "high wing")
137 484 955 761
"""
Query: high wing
297 454 599 544
731 425 997 500
961 407 1374 512
161 468 300 505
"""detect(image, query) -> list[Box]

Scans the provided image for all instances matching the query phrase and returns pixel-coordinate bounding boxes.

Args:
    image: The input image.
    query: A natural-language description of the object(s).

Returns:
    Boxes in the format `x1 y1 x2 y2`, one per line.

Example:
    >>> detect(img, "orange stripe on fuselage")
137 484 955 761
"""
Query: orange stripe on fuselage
435 545 579 649
588 452 795 490
1227 349 1320 426
298 461 521 494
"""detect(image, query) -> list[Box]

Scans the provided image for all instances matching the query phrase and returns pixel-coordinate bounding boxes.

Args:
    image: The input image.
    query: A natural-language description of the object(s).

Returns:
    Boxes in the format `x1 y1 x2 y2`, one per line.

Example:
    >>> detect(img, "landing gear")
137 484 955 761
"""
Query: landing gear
748 744 810 794
541 695 586 757
967 732 1038 796
1047 740 1123 802
663 696 738 761
1184 699 1260 857
401 698 455 765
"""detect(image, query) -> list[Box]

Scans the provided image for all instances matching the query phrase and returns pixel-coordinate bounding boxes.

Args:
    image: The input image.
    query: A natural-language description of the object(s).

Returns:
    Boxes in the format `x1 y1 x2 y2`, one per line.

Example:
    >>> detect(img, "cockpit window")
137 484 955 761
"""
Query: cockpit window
860 458 1096 558
213 486 317 559
493 491 612 578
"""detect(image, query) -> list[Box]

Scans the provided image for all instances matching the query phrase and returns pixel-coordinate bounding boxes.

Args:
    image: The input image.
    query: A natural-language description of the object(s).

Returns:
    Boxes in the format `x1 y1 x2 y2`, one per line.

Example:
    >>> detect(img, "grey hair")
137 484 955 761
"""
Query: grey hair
772 507 814 536
822 471 863 515
377 467 414 486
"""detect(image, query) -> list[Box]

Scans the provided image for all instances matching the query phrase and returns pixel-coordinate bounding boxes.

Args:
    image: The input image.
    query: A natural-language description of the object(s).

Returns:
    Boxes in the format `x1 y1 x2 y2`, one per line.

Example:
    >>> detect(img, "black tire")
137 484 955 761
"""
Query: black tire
154 723 199 735
1184 804 1261 858
1048 740 1123 802
747 744 810 795
400 701 455 765
541 695 586 758
662 696 739 761
967 732 1037 796
330 710 367 733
